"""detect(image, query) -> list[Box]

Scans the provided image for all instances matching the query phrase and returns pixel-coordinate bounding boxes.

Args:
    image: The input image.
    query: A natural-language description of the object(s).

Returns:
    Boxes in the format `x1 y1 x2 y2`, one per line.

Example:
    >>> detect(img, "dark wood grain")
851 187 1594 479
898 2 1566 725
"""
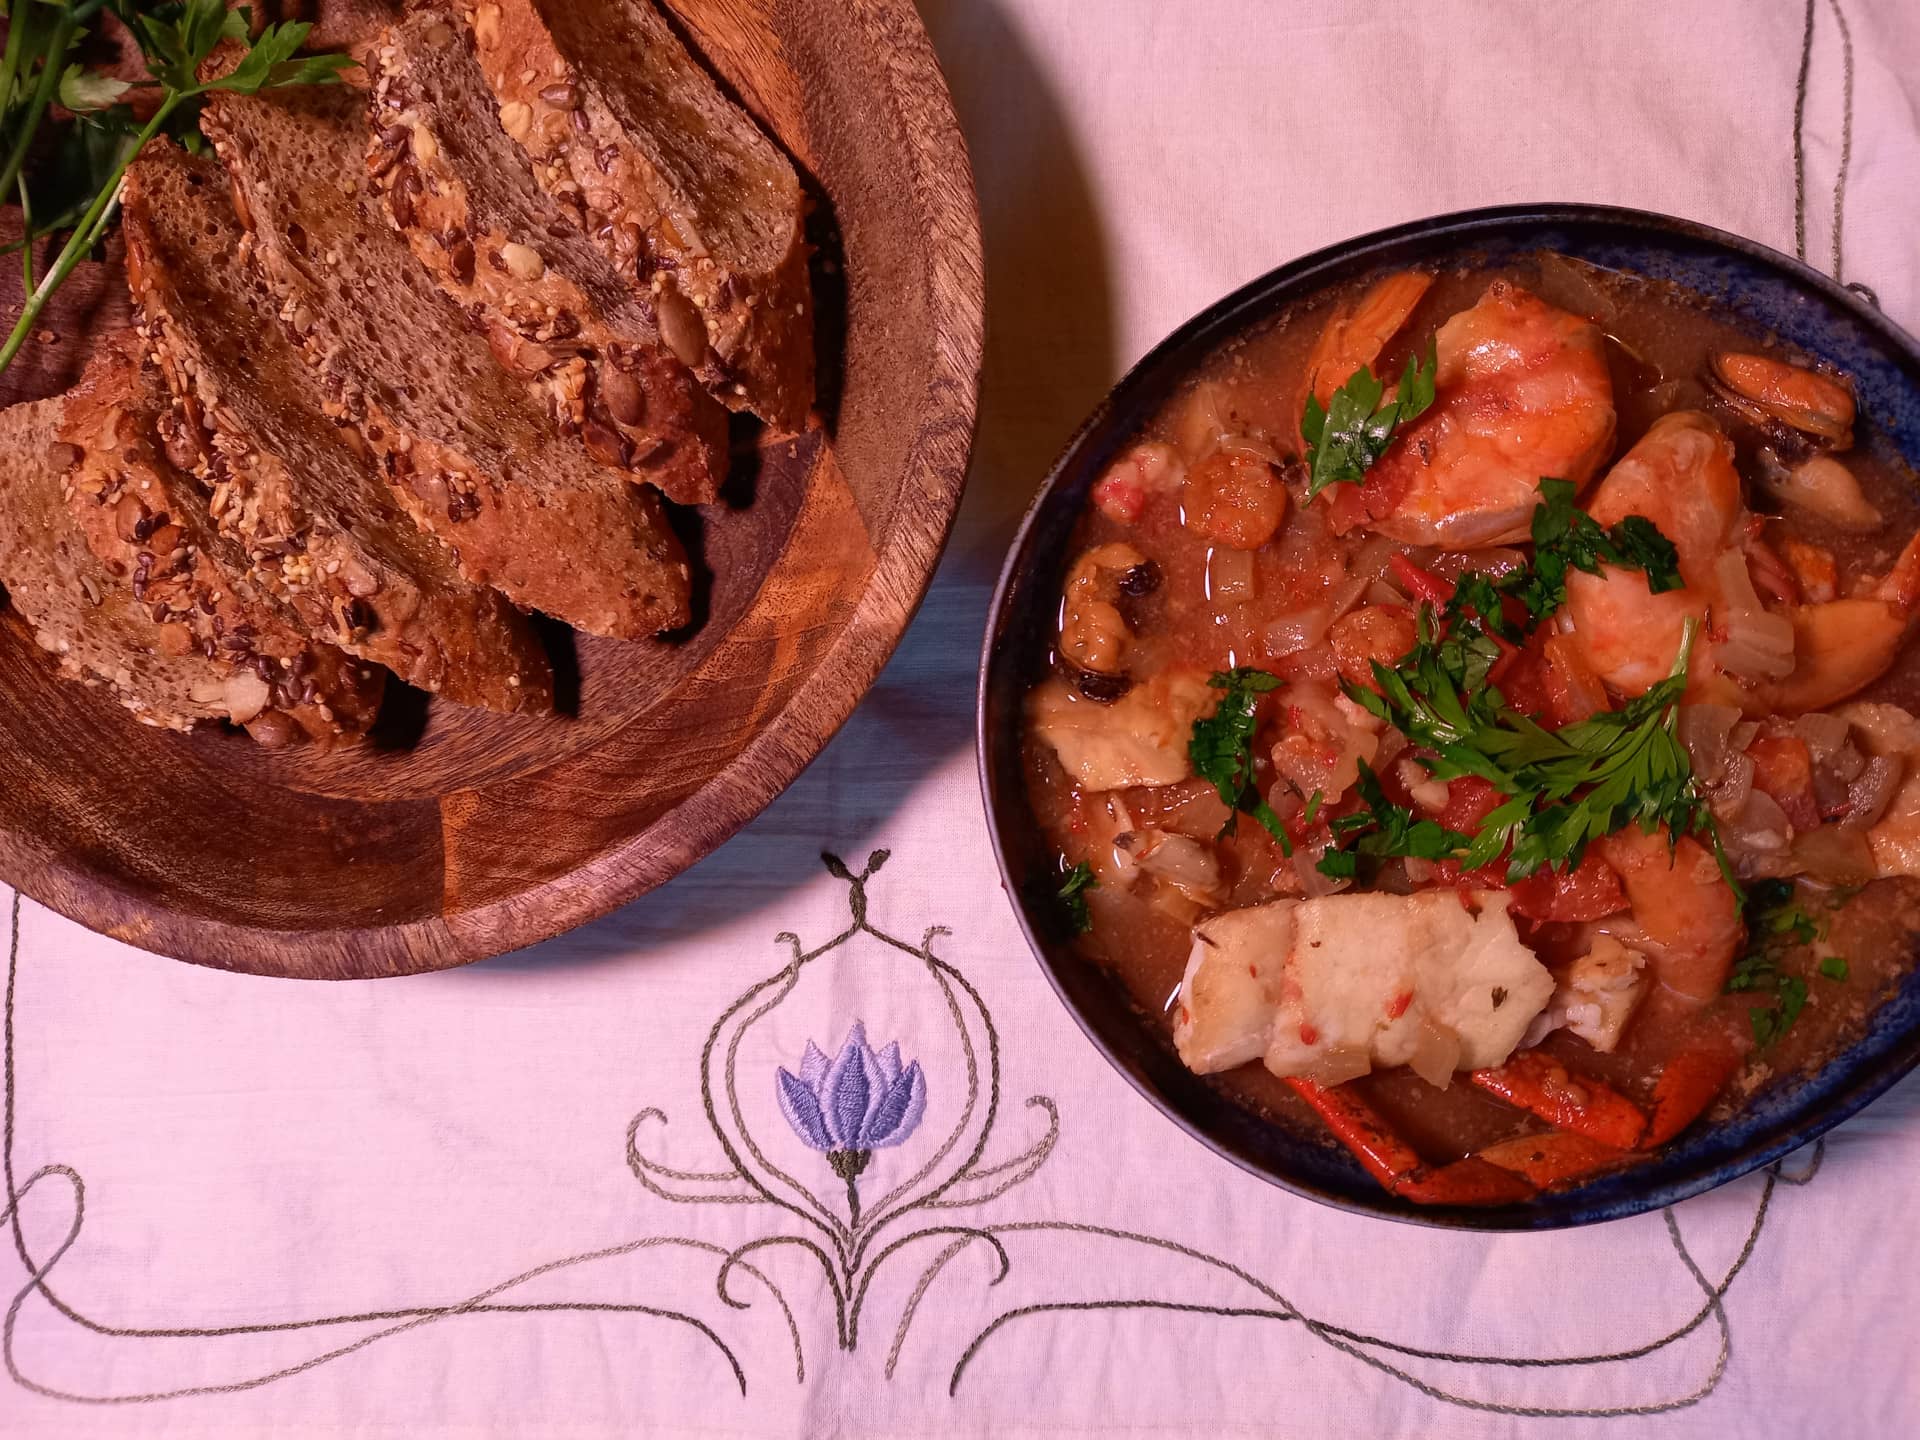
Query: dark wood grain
0 0 983 976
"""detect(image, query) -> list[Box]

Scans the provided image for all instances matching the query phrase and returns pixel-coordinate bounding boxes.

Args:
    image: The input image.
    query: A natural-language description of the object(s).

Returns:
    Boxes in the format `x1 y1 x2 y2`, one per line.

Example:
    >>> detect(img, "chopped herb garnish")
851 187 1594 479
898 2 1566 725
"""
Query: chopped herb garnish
1303 789 1324 824
1302 338 1438 501
1189 668 1292 853
1334 608 1711 880
1728 880 1839 1047
1315 762 1473 880
1056 862 1099 936
1446 478 1683 638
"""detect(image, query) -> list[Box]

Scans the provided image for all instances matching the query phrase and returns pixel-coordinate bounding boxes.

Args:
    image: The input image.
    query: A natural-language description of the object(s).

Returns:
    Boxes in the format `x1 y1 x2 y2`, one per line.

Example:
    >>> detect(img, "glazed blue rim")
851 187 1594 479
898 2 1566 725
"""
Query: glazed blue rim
976 202 1920 1230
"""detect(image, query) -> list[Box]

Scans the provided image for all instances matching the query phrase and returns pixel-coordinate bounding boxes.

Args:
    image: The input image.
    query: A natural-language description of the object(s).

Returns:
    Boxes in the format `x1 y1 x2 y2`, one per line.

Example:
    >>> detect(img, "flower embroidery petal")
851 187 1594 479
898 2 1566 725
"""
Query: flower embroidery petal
875 1040 903 1090
798 1040 831 1091
864 1060 927 1149
776 1066 833 1151
822 1027 875 1149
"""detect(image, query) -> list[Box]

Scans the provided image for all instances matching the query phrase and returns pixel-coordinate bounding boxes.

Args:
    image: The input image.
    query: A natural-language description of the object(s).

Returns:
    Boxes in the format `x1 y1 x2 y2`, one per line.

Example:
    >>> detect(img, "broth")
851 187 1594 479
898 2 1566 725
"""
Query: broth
1021 253 1920 1189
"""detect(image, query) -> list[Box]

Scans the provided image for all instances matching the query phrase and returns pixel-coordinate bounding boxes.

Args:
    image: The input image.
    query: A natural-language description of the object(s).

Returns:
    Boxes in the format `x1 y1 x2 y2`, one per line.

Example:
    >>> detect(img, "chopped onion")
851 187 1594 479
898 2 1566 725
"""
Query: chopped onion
1264 605 1331 657
1678 703 1743 781
1724 785 1791 853
1711 552 1796 681
1709 751 1756 822
1208 546 1256 601
1840 754 1902 831
1295 839 1348 898
1788 824 1878 884
1175 382 1227 462
1364 579 1404 607
1407 1017 1461 1089
1219 431 1285 465
1792 711 1852 763
1303 1046 1374 1087
1328 535 1396 620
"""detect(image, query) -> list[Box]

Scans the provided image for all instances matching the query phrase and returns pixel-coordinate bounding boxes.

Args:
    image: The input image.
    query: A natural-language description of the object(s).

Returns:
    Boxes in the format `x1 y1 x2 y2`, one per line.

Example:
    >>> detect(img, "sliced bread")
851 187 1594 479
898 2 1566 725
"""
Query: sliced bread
455 0 813 431
200 84 692 639
122 142 554 712
0 357 383 743
368 8 729 506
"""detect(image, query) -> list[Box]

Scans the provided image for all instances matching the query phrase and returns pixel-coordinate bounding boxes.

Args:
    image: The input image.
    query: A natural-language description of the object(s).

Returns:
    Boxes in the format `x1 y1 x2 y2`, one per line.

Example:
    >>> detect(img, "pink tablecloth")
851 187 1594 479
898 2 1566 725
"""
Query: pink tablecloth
7 2 1920 1436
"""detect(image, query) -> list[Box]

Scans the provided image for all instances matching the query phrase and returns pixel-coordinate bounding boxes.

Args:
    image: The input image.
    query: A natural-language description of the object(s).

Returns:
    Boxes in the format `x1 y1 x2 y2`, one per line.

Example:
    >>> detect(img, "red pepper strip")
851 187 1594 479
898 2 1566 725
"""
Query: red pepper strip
1469 1051 1649 1149
1389 552 1454 605
1284 1076 1423 1189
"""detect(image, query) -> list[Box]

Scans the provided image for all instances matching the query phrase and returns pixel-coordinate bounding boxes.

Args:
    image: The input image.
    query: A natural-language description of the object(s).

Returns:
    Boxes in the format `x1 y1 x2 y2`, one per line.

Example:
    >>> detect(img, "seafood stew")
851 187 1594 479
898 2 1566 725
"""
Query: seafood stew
1011 246 1920 1210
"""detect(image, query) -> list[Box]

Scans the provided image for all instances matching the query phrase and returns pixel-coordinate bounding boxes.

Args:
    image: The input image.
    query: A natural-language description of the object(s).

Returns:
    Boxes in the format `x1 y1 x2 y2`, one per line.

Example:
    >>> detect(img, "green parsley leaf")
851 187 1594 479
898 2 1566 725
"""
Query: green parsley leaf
1728 881 1832 1046
1303 789 1324 824
56 64 131 115
1314 761 1475 879
1056 861 1099 935
1302 337 1438 502
1189 668 1291 853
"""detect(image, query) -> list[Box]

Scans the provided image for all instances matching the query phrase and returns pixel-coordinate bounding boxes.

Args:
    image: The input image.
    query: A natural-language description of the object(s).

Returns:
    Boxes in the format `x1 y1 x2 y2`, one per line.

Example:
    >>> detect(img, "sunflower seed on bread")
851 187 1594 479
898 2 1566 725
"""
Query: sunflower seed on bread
0 349 383 743
200 84 692 639
368 8 729 505
454 0 813 431
121 141 554 712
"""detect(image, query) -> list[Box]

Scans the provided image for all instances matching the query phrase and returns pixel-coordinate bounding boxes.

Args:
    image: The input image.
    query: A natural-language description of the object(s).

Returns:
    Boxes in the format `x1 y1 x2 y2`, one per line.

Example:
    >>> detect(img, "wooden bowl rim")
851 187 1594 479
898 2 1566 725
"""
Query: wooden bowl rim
2 0 984 977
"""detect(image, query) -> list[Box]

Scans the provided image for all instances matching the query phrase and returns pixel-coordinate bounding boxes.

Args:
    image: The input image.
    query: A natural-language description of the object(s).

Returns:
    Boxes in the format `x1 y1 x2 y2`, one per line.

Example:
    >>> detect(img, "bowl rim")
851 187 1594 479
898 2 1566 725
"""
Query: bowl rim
975 200 1920 1230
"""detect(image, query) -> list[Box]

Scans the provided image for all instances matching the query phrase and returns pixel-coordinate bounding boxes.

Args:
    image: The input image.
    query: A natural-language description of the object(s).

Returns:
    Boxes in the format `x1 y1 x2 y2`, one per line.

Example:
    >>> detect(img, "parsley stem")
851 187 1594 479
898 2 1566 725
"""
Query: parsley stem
0 96 165 377
0 5 82 222
16 173 32 295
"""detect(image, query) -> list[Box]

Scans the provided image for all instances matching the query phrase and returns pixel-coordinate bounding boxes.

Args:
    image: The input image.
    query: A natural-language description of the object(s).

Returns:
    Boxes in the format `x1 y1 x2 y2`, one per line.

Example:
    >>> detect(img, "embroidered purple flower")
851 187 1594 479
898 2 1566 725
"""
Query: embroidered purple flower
777 1022 927 1155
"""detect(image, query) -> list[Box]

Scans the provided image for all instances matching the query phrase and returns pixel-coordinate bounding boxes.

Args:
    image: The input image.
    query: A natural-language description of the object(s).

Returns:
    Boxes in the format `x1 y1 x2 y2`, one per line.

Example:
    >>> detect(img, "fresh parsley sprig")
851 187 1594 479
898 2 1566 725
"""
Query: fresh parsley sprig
1189 667 1292 853
0 1 354 376
1302 338 1438 501
1728 880 1851 1047
1056 861 1098 936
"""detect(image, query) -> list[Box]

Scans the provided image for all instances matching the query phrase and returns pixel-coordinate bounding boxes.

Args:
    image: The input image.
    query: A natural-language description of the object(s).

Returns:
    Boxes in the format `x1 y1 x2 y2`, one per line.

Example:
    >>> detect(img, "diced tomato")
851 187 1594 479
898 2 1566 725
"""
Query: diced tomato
1439 775 1505 834
1541 632 1609 726
1748 732 1821 831
1505 852 1627 922
1091 472 1147 524
1324 483 1373 536
1389 553 1454 605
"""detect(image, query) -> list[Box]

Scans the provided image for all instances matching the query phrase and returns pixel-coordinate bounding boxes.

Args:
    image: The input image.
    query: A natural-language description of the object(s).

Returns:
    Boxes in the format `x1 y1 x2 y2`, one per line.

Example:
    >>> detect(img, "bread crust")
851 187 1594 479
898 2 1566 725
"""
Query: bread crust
122 142 555 711
0 349 385 743
457 0 814 431
201 85 693 639
368 9 730 506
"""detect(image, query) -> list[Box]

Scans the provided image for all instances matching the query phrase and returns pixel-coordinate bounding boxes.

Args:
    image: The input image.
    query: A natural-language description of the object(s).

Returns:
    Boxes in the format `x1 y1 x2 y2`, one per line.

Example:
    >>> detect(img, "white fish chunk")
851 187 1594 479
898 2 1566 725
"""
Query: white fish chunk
1174 891 1554 1085
1522 934 1649 1054
1029 668 1216 791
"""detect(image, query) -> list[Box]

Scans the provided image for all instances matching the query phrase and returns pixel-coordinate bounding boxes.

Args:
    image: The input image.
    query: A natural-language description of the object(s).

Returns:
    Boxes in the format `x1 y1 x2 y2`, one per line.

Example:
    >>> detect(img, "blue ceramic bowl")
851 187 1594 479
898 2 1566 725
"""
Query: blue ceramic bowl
977 203 1920 1229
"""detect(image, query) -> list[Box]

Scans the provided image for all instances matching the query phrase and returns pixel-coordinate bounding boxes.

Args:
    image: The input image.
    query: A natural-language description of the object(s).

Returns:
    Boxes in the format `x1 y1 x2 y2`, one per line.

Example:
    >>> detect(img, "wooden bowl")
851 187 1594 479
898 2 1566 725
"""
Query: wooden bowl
0 0 983 977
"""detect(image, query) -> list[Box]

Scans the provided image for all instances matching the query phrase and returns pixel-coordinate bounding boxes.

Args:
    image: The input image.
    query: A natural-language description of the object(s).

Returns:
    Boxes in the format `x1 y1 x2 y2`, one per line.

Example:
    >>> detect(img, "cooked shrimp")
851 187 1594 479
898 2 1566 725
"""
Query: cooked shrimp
1091 442 1184 525
1296 269 1433 441
1325 283 1617 547
1060 542 1155 676
1565 411 1743 696
1597 826 1743 1006
1183 448 1287 549
1567 411 1920 713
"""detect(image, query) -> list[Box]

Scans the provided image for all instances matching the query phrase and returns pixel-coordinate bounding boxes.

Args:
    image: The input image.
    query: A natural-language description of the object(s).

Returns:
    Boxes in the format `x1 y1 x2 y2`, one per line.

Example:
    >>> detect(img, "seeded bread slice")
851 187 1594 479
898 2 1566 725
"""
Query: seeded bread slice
369 9 729 505
200 85 692 639
122 141 553 713
58 337 387 745
0 365 382 743
456 0 813 431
